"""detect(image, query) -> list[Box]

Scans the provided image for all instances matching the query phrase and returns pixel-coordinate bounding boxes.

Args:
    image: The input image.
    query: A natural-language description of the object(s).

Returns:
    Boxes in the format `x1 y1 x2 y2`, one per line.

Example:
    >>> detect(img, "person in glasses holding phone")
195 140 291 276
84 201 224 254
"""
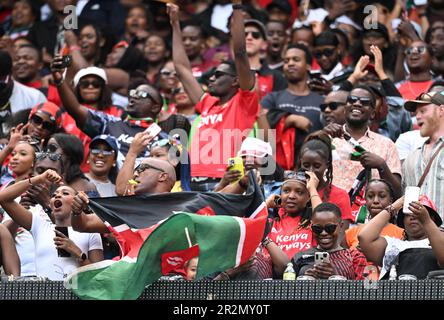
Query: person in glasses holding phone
0 170 104 280
323 86 402 198
291 202 368 280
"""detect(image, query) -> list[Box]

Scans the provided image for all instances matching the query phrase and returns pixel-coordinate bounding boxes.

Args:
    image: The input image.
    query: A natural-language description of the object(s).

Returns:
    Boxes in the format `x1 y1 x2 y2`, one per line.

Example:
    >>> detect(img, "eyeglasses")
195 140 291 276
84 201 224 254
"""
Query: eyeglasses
320 102 345 112
31 114 56 132
160 69 177 77
311 224 338 235
347 95 374 108
213 70 236 79
313 48 335 60
129 89 159 104
35 152 63 161
78 79 102 89
151 139 171 149
90 149 114 157
245 31 262 40
405 45 427 55
134 163 165 174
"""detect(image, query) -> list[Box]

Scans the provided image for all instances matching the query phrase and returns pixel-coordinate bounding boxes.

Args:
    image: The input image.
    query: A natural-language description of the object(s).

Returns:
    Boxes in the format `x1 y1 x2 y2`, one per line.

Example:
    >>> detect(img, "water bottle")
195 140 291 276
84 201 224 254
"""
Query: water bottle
283 262 296 280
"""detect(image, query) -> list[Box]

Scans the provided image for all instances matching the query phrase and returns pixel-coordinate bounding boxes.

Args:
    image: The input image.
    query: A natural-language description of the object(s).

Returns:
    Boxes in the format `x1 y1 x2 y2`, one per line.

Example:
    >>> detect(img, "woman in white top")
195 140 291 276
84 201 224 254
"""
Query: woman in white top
0 170 104 280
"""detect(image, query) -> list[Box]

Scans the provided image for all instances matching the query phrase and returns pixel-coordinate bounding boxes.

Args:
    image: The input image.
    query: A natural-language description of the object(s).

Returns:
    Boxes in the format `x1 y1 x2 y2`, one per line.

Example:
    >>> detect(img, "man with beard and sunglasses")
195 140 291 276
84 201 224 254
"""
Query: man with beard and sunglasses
0 50 46 141
51 57 190 169
323 86 402 199
320 90 349 126
291 202 368 280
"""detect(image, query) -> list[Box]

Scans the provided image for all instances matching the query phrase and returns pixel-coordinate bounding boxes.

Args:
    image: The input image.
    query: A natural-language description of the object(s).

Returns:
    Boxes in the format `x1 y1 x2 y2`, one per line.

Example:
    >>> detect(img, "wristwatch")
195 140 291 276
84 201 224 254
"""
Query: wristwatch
78 252 87 262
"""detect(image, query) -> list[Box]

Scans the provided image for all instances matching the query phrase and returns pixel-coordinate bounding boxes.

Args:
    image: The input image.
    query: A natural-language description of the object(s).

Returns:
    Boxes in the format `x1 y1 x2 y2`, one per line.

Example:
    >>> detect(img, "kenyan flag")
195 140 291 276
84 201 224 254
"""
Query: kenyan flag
65 172 267 300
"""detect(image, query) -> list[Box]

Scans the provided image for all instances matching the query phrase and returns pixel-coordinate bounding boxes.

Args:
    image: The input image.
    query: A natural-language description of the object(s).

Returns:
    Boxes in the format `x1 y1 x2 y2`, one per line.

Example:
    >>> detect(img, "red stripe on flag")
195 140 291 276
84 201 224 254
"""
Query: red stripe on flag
161 245 199 276
196 206 216 216
239 206 268 264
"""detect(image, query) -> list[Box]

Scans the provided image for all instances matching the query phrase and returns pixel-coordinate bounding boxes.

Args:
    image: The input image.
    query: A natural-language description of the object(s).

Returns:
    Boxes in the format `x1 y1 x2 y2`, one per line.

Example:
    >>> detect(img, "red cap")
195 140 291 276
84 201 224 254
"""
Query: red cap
29 101 63 129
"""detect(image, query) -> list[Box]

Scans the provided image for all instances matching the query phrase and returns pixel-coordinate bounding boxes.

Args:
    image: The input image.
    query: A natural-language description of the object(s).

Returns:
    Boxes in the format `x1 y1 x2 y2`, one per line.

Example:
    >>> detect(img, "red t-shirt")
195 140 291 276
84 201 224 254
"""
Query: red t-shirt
318 184 353 222
268 208 316 259
190 89 259 178
397 80 434 101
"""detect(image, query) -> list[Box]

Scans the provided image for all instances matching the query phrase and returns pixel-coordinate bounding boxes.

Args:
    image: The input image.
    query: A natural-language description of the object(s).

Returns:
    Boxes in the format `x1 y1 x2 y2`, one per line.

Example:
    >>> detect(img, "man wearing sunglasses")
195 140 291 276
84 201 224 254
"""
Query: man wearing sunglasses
51 56 190 169
323 86 402 197
169 2 259 191
0 50 46 141
311 31 352 94
320 90 348 126
71 158 177 234
397 41 434 101
243 19 287 100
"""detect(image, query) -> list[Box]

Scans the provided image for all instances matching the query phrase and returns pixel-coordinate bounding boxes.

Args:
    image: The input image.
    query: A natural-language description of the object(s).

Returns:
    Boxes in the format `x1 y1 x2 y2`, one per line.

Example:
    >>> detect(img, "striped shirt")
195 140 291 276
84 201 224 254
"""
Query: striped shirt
402 136 444 222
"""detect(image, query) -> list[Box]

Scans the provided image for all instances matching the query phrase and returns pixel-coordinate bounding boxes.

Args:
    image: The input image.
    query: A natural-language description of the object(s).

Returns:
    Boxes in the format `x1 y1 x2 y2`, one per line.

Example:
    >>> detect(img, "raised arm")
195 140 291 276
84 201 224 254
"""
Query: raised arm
0 170 62 231
167 3 204 105
231 0 255 90
115 132 152 195
358 196 404 266
50 56 89 128
71 192 109 234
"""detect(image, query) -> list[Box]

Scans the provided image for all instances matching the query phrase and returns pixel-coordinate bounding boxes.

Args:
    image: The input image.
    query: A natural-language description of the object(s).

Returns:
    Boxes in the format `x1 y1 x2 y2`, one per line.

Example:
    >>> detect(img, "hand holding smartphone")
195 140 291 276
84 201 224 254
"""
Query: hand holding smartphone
55 226 71 257
403 186 420 214
314 251 330 265
227 157 244 184
144 122 162 139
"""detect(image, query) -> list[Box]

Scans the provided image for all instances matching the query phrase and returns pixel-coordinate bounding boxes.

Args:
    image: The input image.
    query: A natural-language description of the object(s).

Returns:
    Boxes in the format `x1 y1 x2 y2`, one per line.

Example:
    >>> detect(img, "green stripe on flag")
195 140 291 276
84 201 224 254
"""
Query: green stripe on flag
66 213 260 300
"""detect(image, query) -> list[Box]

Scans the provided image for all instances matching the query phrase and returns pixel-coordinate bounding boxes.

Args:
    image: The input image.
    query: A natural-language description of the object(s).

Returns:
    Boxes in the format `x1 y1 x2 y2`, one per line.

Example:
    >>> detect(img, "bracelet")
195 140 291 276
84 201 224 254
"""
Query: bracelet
232 4 245 10
384 205 397 218
310 194 321 200
220 271 231 280
262 237 273 246
54 78 64 87
69 45 81 51
28 177 34 186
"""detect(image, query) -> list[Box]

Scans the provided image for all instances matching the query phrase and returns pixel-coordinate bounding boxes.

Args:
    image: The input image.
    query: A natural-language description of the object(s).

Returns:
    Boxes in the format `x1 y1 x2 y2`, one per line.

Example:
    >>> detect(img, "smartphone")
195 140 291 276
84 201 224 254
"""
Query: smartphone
314 251 330 265
228 157 244 184
144 122 162 139
403 186 420 213
55 226 71 257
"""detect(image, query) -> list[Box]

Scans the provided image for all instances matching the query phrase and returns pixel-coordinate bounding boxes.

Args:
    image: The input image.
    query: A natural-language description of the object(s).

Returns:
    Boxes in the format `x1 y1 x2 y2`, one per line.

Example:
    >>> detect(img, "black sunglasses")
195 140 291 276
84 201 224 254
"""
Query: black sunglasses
245 31 262 40
160 69 177 77
347 95 373 108
31 114 56 132
213 70 236 79
311 224 338 235
134 163 165 174
320 102 344 112
314 48 335 60
35 152 63 162
79 79 102 89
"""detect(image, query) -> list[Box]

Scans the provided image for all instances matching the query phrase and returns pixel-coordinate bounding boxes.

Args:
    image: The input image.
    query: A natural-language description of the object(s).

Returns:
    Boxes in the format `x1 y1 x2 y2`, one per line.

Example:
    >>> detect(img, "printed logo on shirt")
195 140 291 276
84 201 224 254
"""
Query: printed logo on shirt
197 113 223 129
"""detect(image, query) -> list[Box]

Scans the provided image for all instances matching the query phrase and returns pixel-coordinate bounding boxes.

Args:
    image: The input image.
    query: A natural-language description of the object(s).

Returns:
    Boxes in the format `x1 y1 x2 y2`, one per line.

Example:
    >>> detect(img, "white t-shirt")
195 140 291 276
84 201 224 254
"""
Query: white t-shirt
86 174 117 197
30 211 103 280
395 130 428 161
10 81 46 114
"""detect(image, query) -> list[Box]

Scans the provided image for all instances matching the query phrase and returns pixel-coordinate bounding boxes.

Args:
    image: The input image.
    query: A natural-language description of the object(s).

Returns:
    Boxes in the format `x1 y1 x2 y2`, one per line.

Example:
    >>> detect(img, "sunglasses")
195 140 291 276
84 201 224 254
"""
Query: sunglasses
31 114 56 132
134 163 165 174
129 89 159 104
347 95 374 108
320 102 345 112
78 79 102 89
90 149 114 157
284 170 308 182
314 48 335 60
405 45 427 55
213 70 236 79
160 69 177 77
35 152 63 161
311 224 338 235
245 31 262 40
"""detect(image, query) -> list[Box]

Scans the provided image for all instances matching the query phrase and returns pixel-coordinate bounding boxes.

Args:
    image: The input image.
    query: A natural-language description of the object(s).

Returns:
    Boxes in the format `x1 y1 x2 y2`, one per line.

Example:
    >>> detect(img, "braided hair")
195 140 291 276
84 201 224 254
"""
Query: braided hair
299 131 333 201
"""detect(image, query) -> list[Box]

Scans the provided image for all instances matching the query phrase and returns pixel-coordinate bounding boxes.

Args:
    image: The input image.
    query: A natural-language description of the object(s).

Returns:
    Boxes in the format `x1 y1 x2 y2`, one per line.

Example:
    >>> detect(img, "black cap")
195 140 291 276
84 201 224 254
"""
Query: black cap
245 19 267 40
363 23 390 42
266 0 292 14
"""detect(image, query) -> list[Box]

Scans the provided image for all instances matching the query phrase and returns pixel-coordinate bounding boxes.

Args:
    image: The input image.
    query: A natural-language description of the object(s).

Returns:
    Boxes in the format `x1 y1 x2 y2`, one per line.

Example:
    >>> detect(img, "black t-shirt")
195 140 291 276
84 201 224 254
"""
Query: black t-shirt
261 89 324 157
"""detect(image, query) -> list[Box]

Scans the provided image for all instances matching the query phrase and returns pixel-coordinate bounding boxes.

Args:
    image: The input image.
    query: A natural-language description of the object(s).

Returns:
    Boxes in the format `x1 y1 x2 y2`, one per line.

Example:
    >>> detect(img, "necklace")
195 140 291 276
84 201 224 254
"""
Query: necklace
0 100 10 111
